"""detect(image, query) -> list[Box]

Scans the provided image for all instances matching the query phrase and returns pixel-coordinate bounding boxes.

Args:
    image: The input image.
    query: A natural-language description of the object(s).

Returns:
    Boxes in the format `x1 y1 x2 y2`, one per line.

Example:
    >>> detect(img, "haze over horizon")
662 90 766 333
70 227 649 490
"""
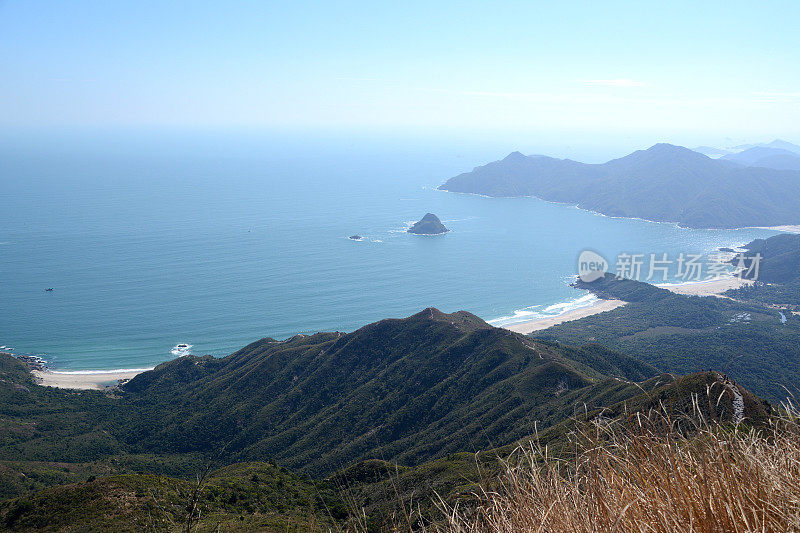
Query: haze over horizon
1 1 799 155
4 4 800 529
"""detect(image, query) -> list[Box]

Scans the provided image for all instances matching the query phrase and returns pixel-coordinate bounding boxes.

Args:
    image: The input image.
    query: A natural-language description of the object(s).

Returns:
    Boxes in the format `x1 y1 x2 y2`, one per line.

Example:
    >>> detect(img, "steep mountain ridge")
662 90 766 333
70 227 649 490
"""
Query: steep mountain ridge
118 309 656 474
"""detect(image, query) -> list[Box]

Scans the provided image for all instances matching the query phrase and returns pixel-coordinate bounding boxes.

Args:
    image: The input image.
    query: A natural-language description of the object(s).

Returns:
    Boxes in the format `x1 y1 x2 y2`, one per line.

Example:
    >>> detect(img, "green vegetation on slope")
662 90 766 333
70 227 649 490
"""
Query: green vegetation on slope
0 301 783 531
2 370 769 532
1 462 343 532
115 309 656 474
538 275 800 402
725 233 800 307
734 233 800 283
0 310 655 498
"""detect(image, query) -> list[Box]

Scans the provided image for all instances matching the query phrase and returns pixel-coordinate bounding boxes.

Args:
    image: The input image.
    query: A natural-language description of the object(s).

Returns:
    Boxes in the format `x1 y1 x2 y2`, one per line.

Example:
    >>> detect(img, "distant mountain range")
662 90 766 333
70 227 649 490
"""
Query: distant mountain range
721 146 800 170
695 139 800 170
696 139 800 156
733 139 800 154
438 143 800 228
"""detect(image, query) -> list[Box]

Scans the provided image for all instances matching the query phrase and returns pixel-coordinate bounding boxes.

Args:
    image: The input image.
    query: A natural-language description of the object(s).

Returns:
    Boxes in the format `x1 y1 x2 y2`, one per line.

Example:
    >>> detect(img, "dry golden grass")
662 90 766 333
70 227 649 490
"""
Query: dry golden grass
436 404 800 533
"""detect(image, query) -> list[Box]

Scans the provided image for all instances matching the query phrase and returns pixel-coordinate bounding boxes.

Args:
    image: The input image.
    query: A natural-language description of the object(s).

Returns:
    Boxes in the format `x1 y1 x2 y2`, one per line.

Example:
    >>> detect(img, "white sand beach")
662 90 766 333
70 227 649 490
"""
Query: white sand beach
32 369 147 390
658 276 752 296
27 278 753 388
505 275 752 334
760 225 800 234
505 299 627 334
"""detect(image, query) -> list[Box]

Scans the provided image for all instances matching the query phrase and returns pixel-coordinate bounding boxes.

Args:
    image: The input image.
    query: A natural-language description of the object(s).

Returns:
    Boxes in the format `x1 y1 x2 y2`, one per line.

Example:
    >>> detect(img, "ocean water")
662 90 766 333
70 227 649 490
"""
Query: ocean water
1 132 779 371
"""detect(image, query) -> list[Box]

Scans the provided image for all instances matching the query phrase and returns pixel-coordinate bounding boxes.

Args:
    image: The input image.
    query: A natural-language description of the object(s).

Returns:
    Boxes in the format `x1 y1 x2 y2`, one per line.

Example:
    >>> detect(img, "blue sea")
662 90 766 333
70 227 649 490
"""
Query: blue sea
1 131 780 371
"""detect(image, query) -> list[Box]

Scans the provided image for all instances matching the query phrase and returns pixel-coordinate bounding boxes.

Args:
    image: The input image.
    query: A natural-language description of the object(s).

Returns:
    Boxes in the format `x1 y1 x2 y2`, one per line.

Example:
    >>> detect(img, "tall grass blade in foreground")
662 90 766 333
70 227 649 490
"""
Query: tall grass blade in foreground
437 404 800 532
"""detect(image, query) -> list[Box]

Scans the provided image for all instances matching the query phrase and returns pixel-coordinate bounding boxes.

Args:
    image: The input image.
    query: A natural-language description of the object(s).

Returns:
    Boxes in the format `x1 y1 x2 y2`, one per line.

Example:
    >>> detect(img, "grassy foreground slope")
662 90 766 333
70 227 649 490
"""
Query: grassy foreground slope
2 370 771 532
442 408 800 532
0 304 781 530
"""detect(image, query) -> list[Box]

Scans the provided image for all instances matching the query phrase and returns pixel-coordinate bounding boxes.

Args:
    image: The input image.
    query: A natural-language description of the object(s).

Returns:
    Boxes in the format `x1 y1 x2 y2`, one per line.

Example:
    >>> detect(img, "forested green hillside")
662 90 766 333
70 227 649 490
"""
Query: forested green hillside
539 274 800 402
0 304 784 530
2 369 768 532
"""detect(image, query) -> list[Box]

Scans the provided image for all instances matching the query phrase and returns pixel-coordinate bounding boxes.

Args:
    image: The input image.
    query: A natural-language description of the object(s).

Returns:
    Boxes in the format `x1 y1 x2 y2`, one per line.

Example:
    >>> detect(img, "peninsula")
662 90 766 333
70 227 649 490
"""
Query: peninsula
439 143 800 229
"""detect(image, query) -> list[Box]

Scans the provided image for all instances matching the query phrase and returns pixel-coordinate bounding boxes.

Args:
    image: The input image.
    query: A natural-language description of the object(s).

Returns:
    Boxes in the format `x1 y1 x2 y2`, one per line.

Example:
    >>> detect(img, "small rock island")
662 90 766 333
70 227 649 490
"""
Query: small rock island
407 213 449 235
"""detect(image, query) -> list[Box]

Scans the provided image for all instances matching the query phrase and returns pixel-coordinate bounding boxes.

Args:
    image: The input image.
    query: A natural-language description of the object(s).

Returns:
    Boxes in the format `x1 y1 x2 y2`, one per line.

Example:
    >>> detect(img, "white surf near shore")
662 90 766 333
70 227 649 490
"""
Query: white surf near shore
170 343 193 356
504 298 627 334
501 275 751 334
490 293 603 327
22 276 756 389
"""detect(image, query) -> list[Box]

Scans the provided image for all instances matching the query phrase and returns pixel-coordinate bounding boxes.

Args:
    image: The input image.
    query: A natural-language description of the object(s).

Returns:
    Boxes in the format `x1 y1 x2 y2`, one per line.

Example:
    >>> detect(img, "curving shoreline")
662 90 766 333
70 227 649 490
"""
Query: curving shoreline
502 275 752 334
22 277 756 390
504 298 627 334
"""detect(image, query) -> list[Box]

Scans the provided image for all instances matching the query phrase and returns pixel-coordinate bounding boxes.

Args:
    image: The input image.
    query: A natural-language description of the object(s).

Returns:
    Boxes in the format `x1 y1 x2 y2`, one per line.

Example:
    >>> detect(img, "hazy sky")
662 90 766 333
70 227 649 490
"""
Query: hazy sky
2 1 799 145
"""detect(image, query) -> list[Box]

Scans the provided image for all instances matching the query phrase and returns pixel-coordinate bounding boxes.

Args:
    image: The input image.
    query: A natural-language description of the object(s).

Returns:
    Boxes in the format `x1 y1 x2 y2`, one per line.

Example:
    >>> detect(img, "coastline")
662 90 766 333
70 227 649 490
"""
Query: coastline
18 277 755 389
756 225 800 234
440 189 800 234
656 276 753 296
32 369 151 390
505 298 627 334
503 275 751 335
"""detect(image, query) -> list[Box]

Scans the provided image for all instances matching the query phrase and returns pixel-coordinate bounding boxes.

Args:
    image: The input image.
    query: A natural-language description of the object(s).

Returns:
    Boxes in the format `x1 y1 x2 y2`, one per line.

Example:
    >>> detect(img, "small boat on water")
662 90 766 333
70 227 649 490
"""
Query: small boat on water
45 288 54 292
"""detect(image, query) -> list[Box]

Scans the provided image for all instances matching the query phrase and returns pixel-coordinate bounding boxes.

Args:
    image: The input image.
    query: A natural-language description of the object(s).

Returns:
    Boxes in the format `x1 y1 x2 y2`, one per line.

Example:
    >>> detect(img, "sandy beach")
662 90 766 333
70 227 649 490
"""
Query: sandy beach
760 225 800 234
504 275 751 334
657 276 752 296
505 299 627 334
26 278 755 388
32 369 148 390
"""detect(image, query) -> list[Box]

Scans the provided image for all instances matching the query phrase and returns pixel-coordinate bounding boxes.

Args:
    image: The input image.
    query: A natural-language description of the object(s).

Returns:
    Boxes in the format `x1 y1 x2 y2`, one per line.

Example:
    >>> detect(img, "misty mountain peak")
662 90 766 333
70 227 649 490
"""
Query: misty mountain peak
646 143 705 157
503 151 527 161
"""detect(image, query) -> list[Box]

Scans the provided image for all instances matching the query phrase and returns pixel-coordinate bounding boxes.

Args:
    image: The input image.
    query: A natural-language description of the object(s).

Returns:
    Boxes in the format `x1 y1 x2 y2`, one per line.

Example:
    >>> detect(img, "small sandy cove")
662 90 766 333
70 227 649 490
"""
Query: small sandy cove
505 276 752 334
32 369 148 390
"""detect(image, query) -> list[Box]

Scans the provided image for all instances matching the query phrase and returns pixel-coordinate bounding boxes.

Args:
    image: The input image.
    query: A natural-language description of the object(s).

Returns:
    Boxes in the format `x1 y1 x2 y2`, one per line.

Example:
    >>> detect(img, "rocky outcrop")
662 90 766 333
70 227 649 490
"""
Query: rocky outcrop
407 213 449 235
